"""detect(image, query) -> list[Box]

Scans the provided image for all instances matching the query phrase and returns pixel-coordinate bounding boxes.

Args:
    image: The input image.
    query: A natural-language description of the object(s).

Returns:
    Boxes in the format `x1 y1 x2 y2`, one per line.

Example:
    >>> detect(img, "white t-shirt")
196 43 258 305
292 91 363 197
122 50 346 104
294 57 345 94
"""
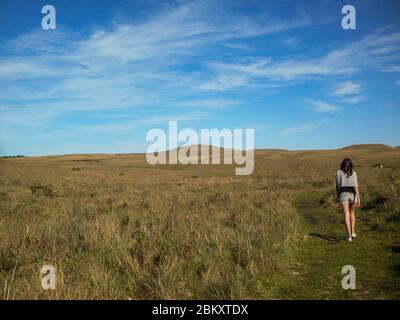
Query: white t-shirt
336 169 358 195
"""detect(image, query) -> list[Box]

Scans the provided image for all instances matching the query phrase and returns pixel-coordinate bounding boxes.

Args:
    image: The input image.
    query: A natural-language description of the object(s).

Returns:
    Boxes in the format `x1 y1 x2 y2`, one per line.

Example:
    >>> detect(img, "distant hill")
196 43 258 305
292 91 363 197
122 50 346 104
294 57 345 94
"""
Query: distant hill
3 144 398 160
256 148 288 152
0 155 26 158
340 144 394 151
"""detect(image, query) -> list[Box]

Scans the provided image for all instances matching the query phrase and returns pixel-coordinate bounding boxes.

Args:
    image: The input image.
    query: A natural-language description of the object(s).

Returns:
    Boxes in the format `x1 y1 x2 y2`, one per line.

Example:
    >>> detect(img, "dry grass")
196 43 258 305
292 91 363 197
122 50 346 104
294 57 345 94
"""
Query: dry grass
0 153 299 299
0 144 399 299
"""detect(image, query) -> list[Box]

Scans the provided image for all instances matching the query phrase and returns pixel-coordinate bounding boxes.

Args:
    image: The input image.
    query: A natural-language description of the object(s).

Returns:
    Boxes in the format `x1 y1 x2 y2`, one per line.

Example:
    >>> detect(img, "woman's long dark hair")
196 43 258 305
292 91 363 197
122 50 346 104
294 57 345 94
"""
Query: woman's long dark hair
340 158 353 178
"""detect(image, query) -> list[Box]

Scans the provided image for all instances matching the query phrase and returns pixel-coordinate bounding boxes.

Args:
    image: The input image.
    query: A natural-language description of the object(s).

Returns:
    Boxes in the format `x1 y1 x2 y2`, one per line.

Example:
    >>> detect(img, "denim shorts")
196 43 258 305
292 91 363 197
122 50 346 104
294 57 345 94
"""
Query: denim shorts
339 192 356 204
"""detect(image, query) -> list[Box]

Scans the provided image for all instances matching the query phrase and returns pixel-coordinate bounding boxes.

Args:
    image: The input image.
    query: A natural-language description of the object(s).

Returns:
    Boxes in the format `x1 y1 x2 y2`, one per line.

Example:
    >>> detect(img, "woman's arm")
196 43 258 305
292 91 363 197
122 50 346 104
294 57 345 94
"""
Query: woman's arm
354 186 361 207
335 172 340 199
335 182 339 200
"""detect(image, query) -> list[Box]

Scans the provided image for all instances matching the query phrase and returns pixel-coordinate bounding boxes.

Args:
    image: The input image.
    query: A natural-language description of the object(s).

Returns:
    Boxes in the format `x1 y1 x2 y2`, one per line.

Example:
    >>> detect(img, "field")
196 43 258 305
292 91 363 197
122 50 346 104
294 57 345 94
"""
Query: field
0 144 399 299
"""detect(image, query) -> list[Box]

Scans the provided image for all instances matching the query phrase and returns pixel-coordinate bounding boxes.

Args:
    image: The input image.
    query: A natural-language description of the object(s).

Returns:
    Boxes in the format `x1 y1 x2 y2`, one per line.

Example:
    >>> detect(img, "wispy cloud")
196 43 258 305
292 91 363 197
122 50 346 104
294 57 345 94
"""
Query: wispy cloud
281 37 300 47
198 57 343 91
199 27 400 91
382 64 400 72
331 81 364 104
220 42 252 50
339 96 365 104
0 1 310 120
1 1 400 155
281 119 327 136
166 98 240 110
333 81 361 97
308 99 338 113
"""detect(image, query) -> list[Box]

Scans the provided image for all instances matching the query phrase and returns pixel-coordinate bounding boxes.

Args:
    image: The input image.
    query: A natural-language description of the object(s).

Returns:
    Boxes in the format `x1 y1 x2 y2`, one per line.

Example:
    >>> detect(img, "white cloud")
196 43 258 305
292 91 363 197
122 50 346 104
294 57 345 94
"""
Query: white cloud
0 1 309 81
199 27 400 90
281 37 300 47
281 119 327 136
382 64 400 72
339 96 365 104
0 1 311 127
331 81 365 104
308 99 338 113
69 111 213 135
0 1 399 153
333 81 361 97
221 42 252 50
199 57 343 90
167 98 240 110
372 44 400 55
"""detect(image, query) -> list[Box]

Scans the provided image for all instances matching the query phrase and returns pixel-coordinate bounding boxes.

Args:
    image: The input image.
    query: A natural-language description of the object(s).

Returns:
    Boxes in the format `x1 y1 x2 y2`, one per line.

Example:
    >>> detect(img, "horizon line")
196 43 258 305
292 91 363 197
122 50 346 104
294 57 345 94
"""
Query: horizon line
1 143 399 158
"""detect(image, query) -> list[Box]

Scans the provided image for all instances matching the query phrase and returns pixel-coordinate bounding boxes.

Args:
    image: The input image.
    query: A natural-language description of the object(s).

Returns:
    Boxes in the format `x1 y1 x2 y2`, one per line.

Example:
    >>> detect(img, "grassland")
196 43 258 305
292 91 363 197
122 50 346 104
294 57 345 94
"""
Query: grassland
0 144 399 299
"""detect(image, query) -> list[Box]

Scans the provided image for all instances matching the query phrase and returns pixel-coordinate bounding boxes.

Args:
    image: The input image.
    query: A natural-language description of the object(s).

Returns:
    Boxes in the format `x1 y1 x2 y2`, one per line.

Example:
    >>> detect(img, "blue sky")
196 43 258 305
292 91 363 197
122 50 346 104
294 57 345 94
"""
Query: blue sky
0 0 399 156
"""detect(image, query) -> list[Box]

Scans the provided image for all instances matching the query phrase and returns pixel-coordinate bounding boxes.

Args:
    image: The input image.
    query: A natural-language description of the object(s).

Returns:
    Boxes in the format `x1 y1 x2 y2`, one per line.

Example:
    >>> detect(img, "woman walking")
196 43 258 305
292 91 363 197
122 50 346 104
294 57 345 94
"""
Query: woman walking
336 158 361 242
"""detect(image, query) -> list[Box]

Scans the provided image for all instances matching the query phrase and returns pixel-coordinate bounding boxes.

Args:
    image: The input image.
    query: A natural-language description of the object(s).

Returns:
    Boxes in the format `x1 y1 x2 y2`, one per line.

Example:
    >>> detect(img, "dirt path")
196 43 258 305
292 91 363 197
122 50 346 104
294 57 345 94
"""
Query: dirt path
272 192 400 299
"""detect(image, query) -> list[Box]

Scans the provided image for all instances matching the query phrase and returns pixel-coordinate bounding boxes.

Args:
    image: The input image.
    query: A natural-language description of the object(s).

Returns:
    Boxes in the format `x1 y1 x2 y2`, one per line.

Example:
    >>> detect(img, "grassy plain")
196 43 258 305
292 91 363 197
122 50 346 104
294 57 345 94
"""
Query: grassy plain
0 144 399 299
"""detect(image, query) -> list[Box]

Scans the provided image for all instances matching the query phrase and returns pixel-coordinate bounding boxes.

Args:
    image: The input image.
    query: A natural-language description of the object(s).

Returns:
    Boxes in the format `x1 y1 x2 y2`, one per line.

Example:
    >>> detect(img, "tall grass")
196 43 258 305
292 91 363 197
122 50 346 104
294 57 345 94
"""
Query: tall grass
1 145 399 299
0 171 298 299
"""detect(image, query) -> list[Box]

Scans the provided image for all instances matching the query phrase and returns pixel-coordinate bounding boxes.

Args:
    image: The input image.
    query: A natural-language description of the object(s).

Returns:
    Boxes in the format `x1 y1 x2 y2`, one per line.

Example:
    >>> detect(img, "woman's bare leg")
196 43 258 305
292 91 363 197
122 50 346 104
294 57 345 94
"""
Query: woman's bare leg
342 202 352 238
350 202 356 235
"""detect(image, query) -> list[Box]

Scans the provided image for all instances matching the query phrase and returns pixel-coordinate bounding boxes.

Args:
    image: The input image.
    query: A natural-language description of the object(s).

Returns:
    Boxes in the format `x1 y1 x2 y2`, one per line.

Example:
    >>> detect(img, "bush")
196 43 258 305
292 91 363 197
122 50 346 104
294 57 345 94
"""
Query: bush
29 183 54 197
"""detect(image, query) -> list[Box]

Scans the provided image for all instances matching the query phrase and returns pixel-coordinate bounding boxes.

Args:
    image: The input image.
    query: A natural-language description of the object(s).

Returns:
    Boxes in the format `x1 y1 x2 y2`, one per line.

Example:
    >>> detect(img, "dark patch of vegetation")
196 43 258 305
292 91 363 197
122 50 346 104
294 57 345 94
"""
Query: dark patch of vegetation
363 194 390 210
10 179 22 186
370 223 385 232
0 250 17 273
390 246 400 254
0 155 26 158
29 183 54 197
0 191 8 200
312 180 330 188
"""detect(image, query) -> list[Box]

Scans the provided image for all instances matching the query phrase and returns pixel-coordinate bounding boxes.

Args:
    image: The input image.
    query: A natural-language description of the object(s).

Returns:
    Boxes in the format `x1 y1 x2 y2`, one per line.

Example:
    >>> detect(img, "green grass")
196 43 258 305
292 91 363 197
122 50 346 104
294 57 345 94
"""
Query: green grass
270 192 400 299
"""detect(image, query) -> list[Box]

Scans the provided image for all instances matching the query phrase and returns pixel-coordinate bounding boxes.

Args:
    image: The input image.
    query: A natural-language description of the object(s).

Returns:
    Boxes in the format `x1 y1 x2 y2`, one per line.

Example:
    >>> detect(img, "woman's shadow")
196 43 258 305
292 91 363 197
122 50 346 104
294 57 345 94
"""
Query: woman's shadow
309 233 342 243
